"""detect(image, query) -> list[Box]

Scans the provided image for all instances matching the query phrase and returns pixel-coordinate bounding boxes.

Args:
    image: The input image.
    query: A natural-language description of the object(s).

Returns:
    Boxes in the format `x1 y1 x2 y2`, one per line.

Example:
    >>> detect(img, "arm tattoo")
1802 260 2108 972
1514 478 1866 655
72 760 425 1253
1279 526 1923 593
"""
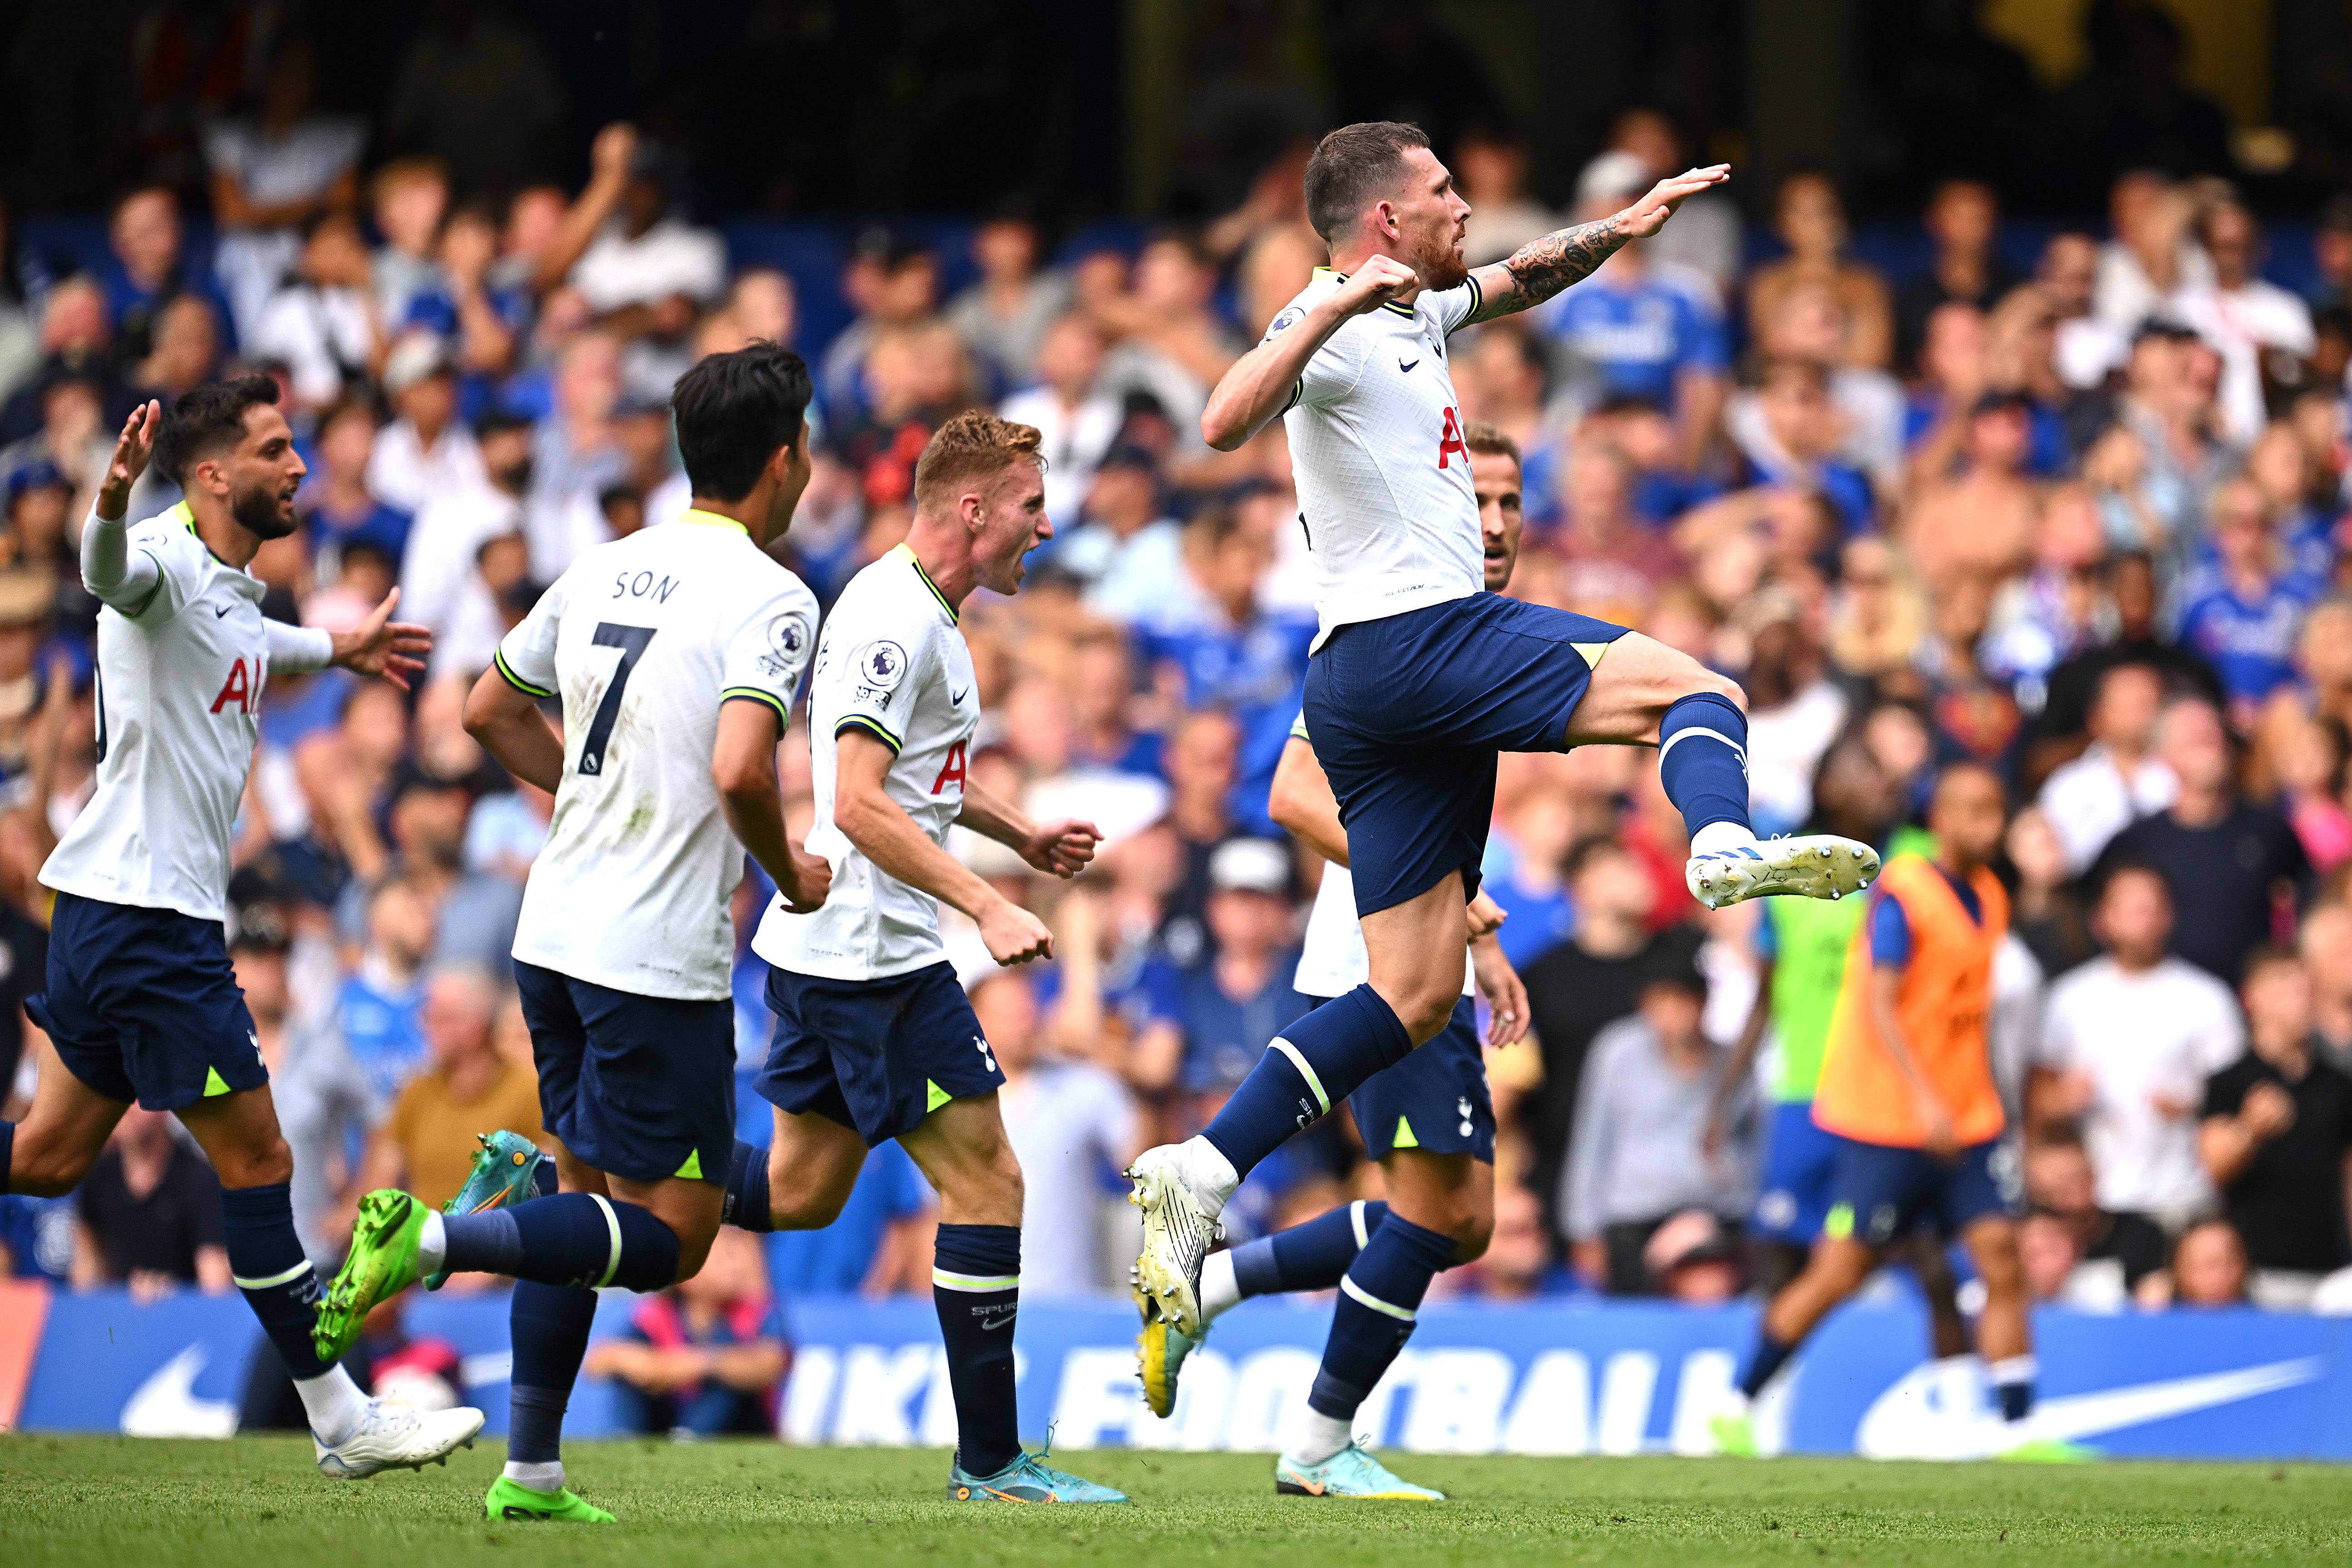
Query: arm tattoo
1469 215 1628 323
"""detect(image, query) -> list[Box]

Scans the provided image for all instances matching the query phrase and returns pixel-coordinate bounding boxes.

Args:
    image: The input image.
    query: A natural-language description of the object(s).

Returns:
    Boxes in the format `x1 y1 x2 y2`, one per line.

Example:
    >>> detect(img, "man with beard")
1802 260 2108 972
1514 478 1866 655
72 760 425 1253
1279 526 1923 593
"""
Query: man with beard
1129 123 1882 1382
0 378 466 1479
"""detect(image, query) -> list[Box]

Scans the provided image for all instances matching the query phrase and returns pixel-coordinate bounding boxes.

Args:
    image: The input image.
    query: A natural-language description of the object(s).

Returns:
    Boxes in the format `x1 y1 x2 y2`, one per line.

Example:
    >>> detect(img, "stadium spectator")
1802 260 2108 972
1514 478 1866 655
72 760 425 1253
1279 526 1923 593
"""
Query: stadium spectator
2034 863 2243 1232
1601 108 1742 291
0 278 115 447
1746 172 1893 372
72 1107 230 1300
369 159 451 332
102 187 233 363
2199 948 2352 1294
2178 479 2320 723
586 1229 786 1439
2101 698 2310 983
2035 662 2176 875
2173 199 2312 447
401 409 532 661
125 294 225 410
980 968 1141 1298
2168 1217 2252 1308
820 234 940 422
1536 158 1728 456
1455 124 1556 266
301 402 414 575
1162 836 1310 1108
1562 947 1753 1293
368 334 486 517
1520 835 1698 1238
947 212 1072 392
1454 1182 1571 1300
2024 1135 2170 1305
999 315 1120 532
250 212 383 411
203 34 365 344
336 875 436 1101
1895 179 2023 373
347 965 545 1219
0 199 40 407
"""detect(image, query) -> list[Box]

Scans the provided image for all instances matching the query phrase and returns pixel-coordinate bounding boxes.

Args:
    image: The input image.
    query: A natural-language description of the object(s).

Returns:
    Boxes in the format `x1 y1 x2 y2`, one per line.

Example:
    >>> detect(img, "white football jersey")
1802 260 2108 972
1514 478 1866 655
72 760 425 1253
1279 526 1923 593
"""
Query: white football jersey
1272 266 1486 649
498 511 818 1001
754 544 977 981
44 504 298 922
1286 712 1474 1001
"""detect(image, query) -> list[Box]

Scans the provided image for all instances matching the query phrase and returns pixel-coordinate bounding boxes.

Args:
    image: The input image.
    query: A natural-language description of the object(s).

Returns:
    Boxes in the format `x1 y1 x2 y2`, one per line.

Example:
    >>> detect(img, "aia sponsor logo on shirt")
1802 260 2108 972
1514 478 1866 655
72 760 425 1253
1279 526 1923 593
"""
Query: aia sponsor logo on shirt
209 656 260 715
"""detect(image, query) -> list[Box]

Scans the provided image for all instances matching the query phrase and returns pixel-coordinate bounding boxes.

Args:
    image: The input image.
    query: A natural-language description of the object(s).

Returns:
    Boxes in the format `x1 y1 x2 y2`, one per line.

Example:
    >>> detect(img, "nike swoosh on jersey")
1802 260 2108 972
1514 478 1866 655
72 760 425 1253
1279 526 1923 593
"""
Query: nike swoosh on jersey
1398 358 1418 372
949 686 970 705
213 605 232 617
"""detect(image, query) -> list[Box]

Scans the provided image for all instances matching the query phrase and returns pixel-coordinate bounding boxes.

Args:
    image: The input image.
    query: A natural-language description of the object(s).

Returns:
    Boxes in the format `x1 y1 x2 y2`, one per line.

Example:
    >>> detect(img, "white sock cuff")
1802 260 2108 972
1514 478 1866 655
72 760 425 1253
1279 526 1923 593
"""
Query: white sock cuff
1989 1356 2038 1386
1284 1407 1355 1470
1689 820 1761 858
1199 1249 1241 1322
416 1209 448 1273
504 1460 565 1491
1180 1136 1241 1209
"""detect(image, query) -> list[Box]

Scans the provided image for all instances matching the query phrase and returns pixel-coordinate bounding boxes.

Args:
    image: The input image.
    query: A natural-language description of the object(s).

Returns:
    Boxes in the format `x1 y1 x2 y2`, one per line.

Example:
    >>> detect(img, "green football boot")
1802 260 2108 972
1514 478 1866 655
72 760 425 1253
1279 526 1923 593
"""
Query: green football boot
427 1131 547 1291
1274 1441 1444 1500
1710 1411 1761 1457
1996 1436 2099 1463
948 1450 1129 1503
314 1188 428 1362
485 1475 615 1523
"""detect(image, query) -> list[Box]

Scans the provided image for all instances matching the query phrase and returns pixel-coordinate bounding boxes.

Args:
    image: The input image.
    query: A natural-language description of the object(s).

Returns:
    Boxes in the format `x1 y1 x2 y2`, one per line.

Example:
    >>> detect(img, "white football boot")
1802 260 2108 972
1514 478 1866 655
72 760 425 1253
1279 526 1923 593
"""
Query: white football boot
314 1398 486 1479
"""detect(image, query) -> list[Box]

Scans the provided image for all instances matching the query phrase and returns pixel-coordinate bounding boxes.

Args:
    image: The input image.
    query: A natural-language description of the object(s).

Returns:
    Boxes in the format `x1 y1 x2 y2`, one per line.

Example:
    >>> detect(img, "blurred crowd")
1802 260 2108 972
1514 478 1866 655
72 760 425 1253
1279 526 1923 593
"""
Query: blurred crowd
9 74 2352 1429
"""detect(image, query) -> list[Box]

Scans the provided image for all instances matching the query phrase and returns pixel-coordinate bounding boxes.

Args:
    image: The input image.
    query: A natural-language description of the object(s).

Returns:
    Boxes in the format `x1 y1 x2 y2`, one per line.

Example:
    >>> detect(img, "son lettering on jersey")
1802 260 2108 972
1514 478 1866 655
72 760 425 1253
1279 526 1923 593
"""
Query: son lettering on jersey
1437 406 1467 469
209 656 259 715
612 570 684 604
931 739 968 796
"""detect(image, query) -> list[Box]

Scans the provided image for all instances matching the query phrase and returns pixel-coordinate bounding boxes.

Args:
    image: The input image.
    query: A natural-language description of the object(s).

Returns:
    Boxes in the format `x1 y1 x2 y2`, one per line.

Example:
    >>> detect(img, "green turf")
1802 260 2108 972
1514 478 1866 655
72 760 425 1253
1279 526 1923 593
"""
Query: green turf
3 1435 2348 1567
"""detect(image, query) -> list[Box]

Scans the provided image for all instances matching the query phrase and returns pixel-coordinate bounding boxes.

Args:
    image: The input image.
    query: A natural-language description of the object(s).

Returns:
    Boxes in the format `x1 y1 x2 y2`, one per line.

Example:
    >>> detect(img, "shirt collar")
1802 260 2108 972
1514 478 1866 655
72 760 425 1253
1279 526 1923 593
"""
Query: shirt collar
677 508 749 536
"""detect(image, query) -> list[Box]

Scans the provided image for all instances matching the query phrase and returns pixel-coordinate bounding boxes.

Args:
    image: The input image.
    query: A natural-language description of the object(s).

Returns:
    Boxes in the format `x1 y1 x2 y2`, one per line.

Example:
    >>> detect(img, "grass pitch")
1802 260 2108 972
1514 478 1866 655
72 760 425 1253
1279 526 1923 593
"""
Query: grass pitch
3 1435 2347 1567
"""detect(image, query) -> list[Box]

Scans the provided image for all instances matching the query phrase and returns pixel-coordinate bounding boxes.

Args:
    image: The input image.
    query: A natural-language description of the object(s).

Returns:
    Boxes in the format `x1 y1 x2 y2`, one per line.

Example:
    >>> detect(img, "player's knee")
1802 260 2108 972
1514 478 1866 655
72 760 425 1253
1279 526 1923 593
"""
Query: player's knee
1449 1209 1494 1263
770 1180 852 1229
670 1222 720 1283
212 1131 294 1190
1395 979 1460 1045
1686 662 1746 714
11 1136 98 1197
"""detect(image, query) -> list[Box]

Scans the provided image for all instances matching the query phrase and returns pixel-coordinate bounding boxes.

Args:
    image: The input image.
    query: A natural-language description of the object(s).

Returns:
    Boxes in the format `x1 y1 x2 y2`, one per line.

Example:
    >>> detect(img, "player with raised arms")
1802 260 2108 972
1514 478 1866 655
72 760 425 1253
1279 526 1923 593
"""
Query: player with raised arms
714 410 1125 1504
1127 123 1881 1354
1137 419 1534 1499
0 378 466 1478
314 342 833 1522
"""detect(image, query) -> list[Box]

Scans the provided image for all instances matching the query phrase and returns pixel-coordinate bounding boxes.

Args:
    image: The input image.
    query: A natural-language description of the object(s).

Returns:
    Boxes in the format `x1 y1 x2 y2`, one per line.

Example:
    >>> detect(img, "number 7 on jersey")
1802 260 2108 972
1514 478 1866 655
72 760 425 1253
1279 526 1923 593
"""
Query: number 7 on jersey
579 622 655 775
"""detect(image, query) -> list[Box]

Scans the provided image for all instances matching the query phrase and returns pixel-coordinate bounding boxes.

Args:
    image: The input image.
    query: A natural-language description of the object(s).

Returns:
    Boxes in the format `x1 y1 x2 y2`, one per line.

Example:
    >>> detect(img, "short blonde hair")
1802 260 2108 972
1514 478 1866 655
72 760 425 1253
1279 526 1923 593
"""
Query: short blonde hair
913 410 1044 516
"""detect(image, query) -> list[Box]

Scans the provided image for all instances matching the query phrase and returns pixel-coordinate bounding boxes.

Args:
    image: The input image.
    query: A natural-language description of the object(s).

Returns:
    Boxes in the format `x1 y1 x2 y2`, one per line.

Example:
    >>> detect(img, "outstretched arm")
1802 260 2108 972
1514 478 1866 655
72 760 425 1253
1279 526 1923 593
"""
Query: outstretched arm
1464 166 1730 325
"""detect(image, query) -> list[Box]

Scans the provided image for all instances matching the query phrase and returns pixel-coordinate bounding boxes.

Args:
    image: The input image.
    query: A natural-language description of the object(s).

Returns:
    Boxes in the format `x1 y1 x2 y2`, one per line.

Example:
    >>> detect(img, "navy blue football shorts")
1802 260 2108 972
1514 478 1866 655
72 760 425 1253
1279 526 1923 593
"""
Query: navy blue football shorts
29 891 265 1112
1751 1100 1844 1242
756 960 1006 1147
1304 594 1628 916
1341 994 1494 1163
1822 1135 2021 1248
515 959 737 1186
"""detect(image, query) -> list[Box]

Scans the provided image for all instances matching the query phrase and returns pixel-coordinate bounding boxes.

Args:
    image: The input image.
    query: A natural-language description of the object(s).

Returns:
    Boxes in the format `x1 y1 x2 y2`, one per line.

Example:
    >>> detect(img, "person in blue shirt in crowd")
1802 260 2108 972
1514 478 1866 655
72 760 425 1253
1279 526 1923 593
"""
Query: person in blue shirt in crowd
2178 477 2322 726
585 1228 788 1438
301 401 415 567
1535 176 1729 457
103 187 238 360
336 876 433 1101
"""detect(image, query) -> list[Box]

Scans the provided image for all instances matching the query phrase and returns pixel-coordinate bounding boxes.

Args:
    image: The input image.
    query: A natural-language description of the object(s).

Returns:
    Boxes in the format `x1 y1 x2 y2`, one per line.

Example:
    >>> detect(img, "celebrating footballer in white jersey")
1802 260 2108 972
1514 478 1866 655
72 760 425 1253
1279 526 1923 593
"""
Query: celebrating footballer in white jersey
1126 124 1881 1486
317 344 835 1526
732 410 1125 1507
0 379 473 1482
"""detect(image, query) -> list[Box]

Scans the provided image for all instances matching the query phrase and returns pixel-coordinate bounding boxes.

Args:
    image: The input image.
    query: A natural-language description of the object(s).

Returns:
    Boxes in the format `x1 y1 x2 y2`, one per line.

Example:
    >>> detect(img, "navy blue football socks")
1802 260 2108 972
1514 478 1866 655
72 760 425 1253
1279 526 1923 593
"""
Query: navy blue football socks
932 1222 1022 1477
507 1281 598 1466
1306 1213 1456 1423
442 1192 681 1292
220 1181 334 1379
1203 985 1412 1179
1991 1356 2036 1424
1230 1199 1392 1300
1658 691 1753 838
722 1140 773 1233
1739 1330 1797 1400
